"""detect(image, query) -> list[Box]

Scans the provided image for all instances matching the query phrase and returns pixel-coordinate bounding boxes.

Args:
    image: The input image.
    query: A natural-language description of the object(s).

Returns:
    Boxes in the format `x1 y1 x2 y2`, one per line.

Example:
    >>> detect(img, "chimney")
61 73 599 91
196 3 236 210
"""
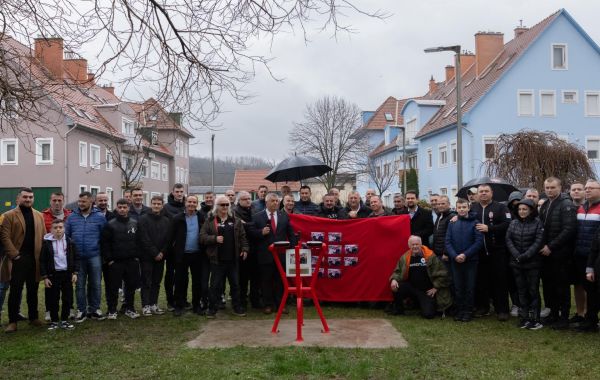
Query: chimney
87 73 95 85
428 76 438 94
514 26 528 38
445 65 455 83
63 58 88 82
475 32 504 76
34 37 64 79
460 52 476 75
102 85 115 95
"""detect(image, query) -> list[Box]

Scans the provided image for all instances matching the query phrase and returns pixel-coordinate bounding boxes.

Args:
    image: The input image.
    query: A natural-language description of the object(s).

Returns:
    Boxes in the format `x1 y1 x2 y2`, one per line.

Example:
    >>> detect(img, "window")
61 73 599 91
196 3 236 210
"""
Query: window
183 142 188 158
79 141 87 167
406 119 417 144
426 148 433 170
440 187 448 196
438 144 448 167
162 164 168 181
450 186 458 203
184 169 189 184
408 154 418 169
552 44 567 70
585 92 600 117
562 90 578 104
90 186 100 198
384 163 390 176
384 113 394 121
1 138 18 165
106 187 113 210
175 139 181 156
518 90 534 116
483 136 497 160
1 96 19 119
90 144 101 169
141 159 148 178
79 185 87 194
122 118 135 135
105 150 113 171
450 141 457 164
35 138 53 165
587 138 600 160
175 166 180 183
151 131 159 145
376 165 381 178
122 154 133 172
143 191 150 206
151 161 160 179
540 91 556 116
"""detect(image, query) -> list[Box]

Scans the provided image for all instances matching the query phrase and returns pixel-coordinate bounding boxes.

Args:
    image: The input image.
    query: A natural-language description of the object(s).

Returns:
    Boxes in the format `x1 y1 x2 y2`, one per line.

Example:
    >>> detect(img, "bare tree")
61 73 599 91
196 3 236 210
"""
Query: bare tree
484 130 595 191
0 1 386 135
365 158 399 196
289 95 367 190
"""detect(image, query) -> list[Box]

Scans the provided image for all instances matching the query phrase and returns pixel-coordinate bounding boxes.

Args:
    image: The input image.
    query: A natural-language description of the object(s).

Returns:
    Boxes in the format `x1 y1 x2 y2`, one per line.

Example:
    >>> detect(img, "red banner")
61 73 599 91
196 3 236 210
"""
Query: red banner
289 214 411 302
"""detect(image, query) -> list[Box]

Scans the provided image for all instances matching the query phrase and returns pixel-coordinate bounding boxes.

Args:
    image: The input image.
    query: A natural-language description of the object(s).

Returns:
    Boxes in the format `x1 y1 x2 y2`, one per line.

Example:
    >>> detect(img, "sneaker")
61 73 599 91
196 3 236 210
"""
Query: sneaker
60 321 75 330
125 309 140 319
47 322 59 331
167 303 175 312
142 306 153 317
90 310 106 321
540 307 551 318
74 311 87 323
45 311 51 322
527 322 543 330
151 305 165 315
17 313 27 321
107 312 118 320
232 307 247 317
569 314 585 325
518 319 530 329
510 305 519 317
206 310 217 319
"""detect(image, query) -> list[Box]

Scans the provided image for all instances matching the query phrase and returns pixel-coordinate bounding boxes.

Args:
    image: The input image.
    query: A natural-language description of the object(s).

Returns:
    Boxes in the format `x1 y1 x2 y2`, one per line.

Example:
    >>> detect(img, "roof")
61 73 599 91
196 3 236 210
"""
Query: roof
415 9 562 138
360 96 410 130
232 169 301 193
128 99 194 138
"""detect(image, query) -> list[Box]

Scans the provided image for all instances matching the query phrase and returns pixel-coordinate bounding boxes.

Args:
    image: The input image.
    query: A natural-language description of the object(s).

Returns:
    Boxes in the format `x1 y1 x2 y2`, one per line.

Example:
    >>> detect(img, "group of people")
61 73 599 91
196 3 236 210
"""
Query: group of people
2 178 600 334
389 177 600 333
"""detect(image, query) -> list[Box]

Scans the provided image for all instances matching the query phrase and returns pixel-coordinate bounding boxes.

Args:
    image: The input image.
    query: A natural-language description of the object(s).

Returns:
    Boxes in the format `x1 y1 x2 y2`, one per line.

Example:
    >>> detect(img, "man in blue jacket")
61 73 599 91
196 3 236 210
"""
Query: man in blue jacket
65 191 107 323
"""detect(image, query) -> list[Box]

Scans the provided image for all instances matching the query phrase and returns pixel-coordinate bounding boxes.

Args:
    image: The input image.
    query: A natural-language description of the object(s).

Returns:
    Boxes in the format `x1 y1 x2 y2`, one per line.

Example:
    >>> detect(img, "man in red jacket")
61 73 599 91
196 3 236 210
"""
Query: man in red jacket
41 192 72 233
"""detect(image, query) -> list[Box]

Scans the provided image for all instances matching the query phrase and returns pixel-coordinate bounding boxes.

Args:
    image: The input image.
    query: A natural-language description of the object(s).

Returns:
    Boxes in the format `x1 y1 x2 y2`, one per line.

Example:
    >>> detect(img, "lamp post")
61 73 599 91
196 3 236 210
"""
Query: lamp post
395 126 406 194
424 45 463 188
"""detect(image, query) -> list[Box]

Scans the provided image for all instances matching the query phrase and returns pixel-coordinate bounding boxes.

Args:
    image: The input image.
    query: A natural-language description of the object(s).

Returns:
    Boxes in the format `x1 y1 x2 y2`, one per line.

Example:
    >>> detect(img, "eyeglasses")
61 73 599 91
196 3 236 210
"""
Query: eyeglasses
218 204 230 207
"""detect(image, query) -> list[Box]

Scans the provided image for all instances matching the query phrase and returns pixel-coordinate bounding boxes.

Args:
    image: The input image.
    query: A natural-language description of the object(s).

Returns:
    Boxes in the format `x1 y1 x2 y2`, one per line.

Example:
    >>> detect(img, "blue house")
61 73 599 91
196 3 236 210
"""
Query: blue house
366 9 600 205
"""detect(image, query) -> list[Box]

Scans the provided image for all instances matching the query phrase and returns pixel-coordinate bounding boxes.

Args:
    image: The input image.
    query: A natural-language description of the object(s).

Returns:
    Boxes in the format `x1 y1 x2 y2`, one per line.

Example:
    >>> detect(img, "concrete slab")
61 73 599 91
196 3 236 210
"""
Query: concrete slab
187 318 408 349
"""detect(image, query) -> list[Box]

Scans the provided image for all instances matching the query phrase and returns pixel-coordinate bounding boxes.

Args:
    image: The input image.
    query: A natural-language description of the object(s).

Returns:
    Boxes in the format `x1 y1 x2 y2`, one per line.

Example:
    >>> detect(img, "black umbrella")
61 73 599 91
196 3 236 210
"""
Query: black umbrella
265 155 332 182
456 176 519 202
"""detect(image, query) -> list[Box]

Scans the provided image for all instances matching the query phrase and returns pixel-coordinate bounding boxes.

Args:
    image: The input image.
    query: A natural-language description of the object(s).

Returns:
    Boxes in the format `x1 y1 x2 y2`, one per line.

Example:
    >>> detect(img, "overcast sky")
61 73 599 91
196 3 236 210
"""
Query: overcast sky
188 1 600 160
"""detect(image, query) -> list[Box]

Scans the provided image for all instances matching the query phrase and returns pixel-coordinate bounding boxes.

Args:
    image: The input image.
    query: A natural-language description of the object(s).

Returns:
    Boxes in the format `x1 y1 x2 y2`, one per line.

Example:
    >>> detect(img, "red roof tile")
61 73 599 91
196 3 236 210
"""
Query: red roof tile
232 169 301 193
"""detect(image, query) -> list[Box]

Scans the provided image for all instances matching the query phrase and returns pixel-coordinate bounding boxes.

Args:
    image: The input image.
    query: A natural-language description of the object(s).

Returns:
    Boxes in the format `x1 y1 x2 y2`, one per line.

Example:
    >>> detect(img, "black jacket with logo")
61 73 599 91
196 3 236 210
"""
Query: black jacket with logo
101 215 141 262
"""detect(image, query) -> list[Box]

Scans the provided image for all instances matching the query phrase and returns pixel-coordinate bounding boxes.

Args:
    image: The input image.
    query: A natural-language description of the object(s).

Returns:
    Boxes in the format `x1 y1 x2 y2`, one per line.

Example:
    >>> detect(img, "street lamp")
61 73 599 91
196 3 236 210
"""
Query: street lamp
424 45 463 188
395 126 406 194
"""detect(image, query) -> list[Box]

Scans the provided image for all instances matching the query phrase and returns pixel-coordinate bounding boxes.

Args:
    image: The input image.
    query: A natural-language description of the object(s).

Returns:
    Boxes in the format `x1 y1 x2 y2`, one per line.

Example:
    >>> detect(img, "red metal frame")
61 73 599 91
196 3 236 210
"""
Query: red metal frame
268 241 330 342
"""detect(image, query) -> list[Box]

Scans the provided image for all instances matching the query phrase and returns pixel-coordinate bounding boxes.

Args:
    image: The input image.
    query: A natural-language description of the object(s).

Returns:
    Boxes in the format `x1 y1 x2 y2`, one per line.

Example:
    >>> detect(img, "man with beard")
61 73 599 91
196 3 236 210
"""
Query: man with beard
391 194 408 215
200 191 215 218
234 191 261 309
405 191 434 247
95 192 114 221
295 185 319 216
251 185 268 213
318 194 342 219
432 196 455 264
368 195 391 217
339 191 370 219
42 192 72 232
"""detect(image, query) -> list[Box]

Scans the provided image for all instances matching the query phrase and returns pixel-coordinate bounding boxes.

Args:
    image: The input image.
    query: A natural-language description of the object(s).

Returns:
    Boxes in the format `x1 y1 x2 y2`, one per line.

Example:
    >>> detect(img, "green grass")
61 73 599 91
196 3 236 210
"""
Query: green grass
1 287 598 379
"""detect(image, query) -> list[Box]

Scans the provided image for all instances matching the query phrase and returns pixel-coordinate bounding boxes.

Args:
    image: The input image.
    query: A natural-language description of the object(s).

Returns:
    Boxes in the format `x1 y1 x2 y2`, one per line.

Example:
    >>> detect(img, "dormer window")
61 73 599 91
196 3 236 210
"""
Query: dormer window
552 44 567 70
384 113 394 121
151 131 158 145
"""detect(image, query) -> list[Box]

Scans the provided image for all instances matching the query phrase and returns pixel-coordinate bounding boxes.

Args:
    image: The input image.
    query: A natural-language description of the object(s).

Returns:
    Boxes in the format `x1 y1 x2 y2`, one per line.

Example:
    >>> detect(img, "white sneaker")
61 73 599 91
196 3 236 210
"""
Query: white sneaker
142 306 152 317
107 312 118 320
45 311 51 322
540 307 551 318
510 305 519 317
152 305 165 315
74 311 87 323
125 309 139 319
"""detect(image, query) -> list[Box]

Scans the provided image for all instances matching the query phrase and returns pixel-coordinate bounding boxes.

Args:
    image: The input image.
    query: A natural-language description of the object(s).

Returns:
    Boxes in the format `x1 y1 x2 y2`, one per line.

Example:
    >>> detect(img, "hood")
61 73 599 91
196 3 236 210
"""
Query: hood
508 191 523 204
517 198 538 219
44 232 65 241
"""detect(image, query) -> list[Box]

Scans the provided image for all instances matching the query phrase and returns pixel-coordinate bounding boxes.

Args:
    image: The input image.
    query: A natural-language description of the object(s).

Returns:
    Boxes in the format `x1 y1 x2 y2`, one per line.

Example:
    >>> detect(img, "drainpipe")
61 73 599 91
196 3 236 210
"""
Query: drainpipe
64 123 79 202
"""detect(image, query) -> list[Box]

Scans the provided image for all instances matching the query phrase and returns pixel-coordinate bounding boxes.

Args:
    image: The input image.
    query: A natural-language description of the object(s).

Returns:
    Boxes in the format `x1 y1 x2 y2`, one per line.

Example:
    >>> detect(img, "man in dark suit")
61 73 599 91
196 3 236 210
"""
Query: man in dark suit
405 190 434 247
250 192 297 314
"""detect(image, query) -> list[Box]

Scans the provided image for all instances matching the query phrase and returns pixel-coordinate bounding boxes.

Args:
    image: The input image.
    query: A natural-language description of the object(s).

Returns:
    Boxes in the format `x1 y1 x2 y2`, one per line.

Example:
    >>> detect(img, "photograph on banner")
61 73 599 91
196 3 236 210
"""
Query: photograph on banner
285 249 312 276
328 256 342 267
328 245 342 255
311 232 325 241
344 257 359 267
328 232 342 243
318 268 326 278
328 269 342 279
344 244 359 254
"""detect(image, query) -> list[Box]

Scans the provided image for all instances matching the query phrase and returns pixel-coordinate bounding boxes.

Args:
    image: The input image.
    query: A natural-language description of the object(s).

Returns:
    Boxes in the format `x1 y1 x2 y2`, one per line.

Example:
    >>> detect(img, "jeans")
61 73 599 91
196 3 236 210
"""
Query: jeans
77 255 102 314
451 260 478 316
174 253 208 310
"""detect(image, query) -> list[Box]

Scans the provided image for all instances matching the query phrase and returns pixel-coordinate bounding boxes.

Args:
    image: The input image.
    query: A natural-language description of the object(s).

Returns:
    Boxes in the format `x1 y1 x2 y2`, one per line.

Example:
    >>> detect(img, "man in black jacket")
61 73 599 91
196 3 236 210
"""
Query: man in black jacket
138 195 170 316
404 191 434 247
128 188 151 221
539 177 577 329
317 194 342 219
101 199 142 320
339 191 370 219
234 191 261 309
295 185 319 216
471 184 512 321
250 193 297 314
432 195 455 264
167 195 208 316
162 183 186 311
200 191 215 219
164 183 185 218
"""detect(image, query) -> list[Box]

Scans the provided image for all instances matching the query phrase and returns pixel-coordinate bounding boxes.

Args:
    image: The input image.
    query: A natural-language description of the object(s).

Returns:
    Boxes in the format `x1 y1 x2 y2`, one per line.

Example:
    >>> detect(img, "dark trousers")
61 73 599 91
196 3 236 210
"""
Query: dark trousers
107 258 140 313
102 262 110 309
141 260 165 307
541 255 571 320
393 282 436 319
209 260 241 311
8 255 39 323
260 262 283 308
46 271 73 322
583 278 599 324
174 253 209 309
239 252 261 307
164 256 180 305
475 250 509 314
513 267 541 321
451 260 477 315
